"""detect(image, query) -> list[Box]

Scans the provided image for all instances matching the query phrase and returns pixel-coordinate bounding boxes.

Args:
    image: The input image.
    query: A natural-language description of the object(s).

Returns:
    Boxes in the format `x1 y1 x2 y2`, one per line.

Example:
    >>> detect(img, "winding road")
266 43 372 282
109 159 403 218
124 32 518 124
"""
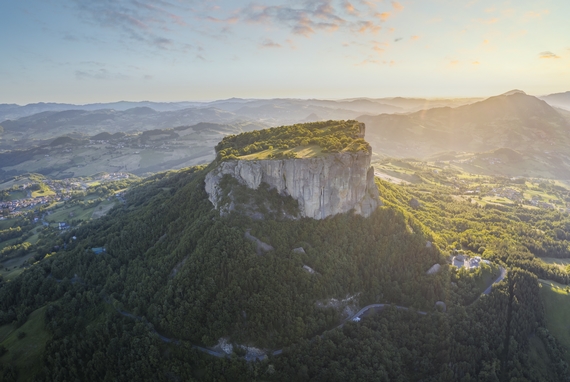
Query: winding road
483 267 507 295
346 304 427 323
51 266 507 362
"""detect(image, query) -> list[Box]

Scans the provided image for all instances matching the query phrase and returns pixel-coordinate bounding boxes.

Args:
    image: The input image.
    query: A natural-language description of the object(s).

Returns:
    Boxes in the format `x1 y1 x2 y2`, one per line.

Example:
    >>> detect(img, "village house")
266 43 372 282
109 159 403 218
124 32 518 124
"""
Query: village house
452 255 490 270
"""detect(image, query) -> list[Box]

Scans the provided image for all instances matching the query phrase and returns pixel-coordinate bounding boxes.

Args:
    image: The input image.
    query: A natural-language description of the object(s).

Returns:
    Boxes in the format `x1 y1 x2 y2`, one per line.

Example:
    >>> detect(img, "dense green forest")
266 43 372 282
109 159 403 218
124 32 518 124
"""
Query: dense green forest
272 268 552 381
375 178 570 284
0 150 569 379
214 120 371 160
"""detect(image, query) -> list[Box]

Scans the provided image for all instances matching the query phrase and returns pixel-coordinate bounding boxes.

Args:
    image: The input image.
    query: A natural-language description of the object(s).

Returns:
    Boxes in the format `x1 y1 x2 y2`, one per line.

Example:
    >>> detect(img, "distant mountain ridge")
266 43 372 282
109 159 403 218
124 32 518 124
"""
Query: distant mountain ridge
540 91 570 111
0 101 202 121
0 107 242 138
0 96 491 124
0 98 402 127
358 92 570 158
3 90 570 179
2 92 566 123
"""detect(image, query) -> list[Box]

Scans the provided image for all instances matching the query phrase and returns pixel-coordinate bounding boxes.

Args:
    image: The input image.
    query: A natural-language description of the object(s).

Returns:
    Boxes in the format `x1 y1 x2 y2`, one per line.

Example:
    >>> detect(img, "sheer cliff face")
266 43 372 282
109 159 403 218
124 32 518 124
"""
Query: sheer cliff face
204 151 380 220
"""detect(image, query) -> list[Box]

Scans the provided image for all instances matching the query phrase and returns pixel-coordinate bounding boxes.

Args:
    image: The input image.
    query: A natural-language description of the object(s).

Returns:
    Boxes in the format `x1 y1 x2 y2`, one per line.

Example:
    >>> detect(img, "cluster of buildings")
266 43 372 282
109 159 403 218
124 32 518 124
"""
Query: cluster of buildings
533 201 555 209
490 187 523 201
97 172 131 182
452 255 491 270
0 173 131 220
86 138 174 151
448 156 502 166
483 157 502 165
0 194 60 219
526 195 556 209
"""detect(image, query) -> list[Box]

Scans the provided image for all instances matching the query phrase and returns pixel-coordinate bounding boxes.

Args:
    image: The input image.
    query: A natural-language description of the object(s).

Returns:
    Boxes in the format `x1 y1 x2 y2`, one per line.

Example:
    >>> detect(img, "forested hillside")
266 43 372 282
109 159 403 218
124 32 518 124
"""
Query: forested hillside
0 163 443 380
0 154 568 380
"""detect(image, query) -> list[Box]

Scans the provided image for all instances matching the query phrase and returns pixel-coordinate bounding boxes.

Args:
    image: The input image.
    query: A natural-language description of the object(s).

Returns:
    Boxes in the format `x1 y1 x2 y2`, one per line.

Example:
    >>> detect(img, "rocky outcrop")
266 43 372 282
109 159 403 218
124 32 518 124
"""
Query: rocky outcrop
205 150 380 220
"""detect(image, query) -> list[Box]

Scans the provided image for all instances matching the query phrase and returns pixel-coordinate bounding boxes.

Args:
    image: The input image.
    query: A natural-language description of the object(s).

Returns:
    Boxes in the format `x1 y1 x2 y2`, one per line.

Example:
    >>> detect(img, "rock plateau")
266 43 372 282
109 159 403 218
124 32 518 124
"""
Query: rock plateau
204 124 380 220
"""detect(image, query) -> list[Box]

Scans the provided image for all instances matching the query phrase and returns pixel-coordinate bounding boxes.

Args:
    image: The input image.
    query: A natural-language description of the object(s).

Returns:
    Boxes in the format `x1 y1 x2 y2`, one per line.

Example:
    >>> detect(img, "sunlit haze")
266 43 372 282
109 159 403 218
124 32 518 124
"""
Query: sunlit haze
1 0 569 104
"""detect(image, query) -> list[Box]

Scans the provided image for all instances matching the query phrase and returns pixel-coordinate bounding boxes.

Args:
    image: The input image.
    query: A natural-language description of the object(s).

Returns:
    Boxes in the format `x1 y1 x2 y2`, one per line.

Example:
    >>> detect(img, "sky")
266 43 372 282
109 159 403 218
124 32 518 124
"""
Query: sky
1 0 569 104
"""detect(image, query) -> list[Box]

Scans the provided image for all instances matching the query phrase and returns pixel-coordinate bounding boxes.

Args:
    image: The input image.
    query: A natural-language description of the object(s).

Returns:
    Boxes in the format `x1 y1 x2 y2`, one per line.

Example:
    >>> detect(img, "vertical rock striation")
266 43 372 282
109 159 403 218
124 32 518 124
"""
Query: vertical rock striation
204 150 380 220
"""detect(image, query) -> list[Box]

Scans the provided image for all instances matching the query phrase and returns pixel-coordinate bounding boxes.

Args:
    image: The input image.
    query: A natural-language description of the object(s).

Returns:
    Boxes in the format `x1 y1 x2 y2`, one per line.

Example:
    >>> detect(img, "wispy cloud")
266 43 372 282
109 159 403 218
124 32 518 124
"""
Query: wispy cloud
538 51 560 59
75 69 129 80
260 39 282 49
356 21 381 34
375 12 391 21
238 1 345 37
206 15 239 24
391 2 404 12
343 1 359 15
372 41 387 54
359 0 383 10
71 0 188 50
477 17 499 24
523 9 549 21
355 58 395 66
286 39 297 49
206 0 402 38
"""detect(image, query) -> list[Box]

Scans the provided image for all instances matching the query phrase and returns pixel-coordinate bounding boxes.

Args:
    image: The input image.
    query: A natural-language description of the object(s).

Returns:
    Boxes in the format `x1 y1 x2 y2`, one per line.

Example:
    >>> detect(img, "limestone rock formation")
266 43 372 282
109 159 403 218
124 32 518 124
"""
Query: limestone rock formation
205 150 380 220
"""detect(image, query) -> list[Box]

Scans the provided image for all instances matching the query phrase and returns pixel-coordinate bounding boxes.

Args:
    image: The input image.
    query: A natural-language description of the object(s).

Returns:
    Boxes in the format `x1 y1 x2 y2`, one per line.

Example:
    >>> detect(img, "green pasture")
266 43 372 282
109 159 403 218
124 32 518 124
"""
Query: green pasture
0 305 51 381
539 279 570 359
0 252 36 281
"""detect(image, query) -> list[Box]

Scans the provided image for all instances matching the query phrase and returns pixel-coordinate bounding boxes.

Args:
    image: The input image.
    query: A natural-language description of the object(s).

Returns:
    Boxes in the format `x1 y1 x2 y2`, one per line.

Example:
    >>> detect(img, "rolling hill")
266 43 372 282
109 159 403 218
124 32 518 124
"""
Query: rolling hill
0 107 243 140
0 122 265 181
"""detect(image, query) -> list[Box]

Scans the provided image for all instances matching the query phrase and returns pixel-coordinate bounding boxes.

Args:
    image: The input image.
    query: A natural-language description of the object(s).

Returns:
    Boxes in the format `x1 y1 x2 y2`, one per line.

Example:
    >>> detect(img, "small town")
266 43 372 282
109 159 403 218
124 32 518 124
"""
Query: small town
0 172 131 219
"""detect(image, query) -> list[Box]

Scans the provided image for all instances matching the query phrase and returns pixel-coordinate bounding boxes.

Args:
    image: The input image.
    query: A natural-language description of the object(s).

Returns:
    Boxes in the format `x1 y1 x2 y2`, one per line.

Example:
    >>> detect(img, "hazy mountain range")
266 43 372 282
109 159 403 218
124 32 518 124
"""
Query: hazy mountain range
0 96 486 125
0 107 243 141
1 90 570 179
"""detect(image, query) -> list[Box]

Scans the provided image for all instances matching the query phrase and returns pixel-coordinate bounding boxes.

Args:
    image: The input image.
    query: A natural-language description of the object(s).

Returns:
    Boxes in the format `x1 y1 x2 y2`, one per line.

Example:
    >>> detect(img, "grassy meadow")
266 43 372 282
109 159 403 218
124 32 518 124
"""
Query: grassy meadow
539 279 570 360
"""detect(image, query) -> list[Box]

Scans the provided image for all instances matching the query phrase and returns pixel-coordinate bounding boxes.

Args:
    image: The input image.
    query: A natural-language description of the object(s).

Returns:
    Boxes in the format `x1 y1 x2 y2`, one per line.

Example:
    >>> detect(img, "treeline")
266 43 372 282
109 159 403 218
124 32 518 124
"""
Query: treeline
214 120 370 160
0 227 23 242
